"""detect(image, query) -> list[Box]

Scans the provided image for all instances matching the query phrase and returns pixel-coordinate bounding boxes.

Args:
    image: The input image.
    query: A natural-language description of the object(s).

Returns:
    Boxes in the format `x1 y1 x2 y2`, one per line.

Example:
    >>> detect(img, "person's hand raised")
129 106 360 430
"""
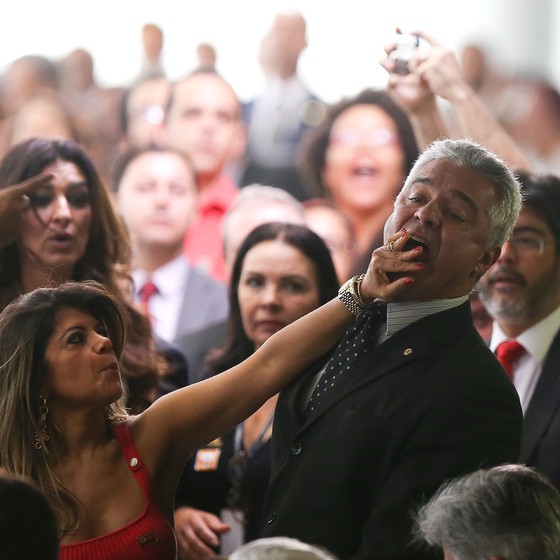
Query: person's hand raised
360 228 425 303
380 29 434 114
0 173 53 249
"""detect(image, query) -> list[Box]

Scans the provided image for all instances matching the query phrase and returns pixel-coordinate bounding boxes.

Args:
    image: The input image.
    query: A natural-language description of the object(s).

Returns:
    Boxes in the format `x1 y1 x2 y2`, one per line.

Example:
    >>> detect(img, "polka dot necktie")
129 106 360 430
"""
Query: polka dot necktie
495 339 526 380
305 301 387 416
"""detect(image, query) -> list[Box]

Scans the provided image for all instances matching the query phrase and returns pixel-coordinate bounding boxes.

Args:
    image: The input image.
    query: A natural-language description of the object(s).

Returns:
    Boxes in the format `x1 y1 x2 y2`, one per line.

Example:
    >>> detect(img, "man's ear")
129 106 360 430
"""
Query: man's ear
473 246 501 278
229 121 247 163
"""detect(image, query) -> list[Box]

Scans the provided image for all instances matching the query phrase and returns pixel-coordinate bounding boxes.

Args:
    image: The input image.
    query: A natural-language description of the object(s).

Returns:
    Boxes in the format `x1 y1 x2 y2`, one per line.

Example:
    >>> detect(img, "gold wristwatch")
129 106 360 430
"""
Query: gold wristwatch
338 274 371 317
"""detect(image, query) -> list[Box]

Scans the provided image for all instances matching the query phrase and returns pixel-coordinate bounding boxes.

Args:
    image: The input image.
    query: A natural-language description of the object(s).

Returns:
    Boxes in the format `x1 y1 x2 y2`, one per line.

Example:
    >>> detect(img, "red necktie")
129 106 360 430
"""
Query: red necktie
495 340 526 379
138 279 158 314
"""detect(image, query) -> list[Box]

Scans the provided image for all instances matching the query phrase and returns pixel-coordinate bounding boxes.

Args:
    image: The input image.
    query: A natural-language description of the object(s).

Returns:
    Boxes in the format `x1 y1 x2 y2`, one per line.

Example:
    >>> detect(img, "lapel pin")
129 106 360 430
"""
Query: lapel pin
403 348 413 356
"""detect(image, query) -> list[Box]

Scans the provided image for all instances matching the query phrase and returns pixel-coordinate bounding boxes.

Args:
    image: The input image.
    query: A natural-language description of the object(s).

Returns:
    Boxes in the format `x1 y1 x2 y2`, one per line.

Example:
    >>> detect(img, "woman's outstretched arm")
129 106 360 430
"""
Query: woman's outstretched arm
135 230 419 490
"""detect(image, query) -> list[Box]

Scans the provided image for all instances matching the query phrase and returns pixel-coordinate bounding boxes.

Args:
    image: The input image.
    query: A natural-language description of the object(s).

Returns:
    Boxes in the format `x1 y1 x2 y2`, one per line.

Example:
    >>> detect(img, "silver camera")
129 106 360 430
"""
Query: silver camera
389 34 420 76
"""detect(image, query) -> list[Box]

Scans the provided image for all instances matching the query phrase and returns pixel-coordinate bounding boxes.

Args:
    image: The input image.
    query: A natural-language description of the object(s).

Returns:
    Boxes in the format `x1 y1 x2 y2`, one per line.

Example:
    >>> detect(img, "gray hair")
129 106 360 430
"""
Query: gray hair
229 537 338 560
415 464 560 560
222 184 305 251
404 139 522 248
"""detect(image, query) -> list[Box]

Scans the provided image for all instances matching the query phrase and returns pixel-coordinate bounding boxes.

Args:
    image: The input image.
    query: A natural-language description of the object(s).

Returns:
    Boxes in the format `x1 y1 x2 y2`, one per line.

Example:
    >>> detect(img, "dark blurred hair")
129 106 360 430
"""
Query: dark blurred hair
515 170 560 250
299 88 419 197
0 474 59 560
208 222 339 373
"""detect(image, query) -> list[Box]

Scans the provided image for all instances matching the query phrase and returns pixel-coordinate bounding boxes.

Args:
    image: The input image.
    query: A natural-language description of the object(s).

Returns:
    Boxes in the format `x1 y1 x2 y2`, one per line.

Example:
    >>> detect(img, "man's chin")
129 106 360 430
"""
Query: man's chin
483 296 527 321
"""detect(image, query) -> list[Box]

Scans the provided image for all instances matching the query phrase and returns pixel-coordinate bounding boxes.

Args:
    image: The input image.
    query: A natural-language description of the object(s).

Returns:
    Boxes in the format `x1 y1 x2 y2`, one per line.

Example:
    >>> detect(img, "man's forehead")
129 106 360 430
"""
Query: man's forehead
403 161 494 203
515 207 555 234
174 75 238 104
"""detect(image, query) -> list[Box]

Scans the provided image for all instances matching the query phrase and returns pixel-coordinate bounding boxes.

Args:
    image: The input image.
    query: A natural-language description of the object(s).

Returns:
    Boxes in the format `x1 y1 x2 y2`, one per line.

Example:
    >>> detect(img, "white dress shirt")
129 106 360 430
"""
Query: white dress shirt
133 255 190 343
490 304 560 414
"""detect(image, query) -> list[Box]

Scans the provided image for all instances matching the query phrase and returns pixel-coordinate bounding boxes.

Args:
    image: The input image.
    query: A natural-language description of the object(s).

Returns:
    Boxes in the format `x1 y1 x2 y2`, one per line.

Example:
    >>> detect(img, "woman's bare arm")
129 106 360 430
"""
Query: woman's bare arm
133 230 420 493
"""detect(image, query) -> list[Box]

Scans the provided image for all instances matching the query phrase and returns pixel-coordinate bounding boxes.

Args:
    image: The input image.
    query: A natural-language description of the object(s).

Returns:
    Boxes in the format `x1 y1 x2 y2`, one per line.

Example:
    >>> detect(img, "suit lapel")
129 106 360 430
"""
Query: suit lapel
300 303 474 431
520 329 560 462
176 266 202 335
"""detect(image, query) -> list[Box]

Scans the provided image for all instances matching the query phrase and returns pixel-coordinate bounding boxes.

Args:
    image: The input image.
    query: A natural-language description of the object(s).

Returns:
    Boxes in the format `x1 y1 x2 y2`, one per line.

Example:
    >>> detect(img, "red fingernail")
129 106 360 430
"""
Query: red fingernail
404 278 414 285
413 246 422 252
415 262 424 268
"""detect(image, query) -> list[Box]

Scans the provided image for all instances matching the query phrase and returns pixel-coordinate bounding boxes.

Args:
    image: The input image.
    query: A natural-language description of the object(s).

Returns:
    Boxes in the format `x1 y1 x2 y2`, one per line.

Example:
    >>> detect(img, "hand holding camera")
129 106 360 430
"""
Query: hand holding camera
388 33 421 76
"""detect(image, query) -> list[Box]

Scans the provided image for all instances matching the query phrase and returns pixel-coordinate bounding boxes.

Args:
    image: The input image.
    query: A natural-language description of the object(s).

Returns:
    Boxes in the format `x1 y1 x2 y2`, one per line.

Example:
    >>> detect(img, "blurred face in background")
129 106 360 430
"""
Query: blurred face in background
164 73 244 184
304 203 355 284
238 239 321 349
126 77 170 148
116 151 198 254
322 104 406 218
223 200 306 275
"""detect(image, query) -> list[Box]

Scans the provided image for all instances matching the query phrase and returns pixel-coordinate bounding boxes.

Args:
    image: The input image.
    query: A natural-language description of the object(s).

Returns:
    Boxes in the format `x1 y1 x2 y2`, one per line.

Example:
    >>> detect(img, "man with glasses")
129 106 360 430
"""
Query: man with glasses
478 171 560 488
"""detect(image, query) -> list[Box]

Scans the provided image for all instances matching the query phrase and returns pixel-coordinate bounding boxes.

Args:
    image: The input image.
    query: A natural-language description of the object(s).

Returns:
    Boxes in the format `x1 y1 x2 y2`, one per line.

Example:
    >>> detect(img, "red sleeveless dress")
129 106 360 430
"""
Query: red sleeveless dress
59 422 177 560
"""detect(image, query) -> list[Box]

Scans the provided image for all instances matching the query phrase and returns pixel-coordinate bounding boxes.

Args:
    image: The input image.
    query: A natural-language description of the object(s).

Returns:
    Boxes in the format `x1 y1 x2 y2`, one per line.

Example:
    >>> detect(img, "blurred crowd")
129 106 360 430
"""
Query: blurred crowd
2 8 560 560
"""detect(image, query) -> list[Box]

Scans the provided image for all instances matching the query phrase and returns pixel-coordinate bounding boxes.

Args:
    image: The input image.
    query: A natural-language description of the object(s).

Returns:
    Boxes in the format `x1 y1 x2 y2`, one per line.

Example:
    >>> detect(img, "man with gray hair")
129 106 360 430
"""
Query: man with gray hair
231 537 338 560
262 139 523 559
415 464 560 560
222 184 306 274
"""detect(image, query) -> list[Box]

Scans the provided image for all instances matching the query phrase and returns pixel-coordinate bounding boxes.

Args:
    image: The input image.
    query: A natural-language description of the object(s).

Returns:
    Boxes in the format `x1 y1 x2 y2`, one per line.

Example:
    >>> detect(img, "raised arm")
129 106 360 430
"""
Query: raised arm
0 173 53 249
135 230 422 492
380 33 450 150
382 30 531 170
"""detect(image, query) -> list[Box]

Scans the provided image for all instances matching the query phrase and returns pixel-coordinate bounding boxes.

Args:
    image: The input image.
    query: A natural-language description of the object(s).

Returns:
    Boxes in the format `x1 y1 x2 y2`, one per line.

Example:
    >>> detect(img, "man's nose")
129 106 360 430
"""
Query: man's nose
414 201 441 227
497 239 516 262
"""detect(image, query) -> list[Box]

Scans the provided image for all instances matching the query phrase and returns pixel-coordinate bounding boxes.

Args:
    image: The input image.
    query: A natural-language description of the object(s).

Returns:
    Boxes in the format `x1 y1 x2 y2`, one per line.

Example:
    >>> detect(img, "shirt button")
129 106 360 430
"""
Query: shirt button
291 442 303 456
129 458 138 467
267 512 277 524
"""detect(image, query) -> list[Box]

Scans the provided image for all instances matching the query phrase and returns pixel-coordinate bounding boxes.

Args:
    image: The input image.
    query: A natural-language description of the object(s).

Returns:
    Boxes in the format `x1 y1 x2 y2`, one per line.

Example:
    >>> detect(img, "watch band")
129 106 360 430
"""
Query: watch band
338 274 372 317
338 290 363 317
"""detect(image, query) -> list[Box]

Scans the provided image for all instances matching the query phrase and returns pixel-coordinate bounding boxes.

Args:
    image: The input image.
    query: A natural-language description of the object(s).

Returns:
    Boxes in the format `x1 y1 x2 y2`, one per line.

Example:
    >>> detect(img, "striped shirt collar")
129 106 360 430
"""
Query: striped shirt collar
385 296 468 338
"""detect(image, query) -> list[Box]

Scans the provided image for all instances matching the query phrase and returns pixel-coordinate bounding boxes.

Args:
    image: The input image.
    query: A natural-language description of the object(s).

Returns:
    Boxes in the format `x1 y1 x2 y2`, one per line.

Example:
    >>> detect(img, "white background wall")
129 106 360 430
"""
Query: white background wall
1 0 559 103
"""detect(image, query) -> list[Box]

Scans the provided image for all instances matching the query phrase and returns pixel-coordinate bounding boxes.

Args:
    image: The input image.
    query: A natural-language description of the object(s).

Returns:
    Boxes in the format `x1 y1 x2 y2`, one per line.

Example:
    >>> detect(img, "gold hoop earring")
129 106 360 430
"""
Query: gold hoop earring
34 396 50 450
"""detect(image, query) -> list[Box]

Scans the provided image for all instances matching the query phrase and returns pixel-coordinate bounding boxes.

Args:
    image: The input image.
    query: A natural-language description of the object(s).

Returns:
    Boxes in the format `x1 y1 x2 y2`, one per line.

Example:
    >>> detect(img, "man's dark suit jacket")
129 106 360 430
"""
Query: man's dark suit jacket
262 302 523 560
520 328 560 488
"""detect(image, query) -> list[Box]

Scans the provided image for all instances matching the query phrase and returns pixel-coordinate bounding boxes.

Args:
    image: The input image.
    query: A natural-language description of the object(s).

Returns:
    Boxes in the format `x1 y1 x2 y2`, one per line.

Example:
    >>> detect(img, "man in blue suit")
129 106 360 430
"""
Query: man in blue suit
479 170 560 489
262 139 524 559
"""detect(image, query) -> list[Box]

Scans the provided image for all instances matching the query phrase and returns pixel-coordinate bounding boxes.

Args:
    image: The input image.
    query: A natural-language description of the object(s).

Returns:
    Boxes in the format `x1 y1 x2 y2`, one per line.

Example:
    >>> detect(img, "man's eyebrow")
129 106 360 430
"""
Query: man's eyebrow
513 225 546 235
448 189 478 211
409 177 478 210
410 176 432 187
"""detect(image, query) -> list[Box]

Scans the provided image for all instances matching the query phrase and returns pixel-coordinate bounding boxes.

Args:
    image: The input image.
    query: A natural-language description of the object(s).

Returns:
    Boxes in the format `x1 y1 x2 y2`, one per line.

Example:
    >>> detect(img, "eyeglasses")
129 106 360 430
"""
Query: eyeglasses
329 128 399 148
506 233 553 257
